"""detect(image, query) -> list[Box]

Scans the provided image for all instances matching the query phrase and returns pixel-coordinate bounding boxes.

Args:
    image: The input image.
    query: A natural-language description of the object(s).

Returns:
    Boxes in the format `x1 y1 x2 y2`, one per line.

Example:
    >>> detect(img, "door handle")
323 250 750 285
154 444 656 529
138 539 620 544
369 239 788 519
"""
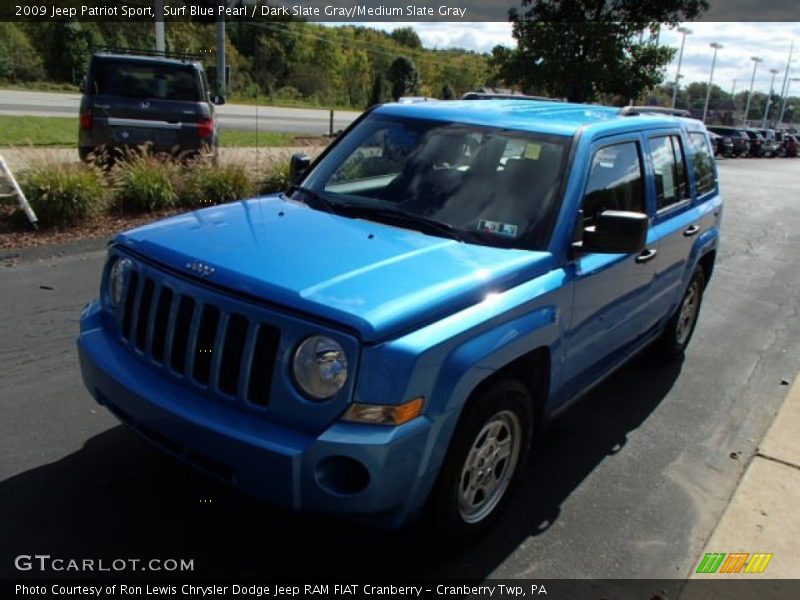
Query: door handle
635 248 658 264
683 224 701 237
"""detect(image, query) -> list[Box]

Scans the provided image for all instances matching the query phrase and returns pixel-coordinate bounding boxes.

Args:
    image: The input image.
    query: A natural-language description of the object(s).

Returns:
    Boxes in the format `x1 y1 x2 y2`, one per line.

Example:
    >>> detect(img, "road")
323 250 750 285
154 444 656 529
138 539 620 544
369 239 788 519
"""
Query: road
1 159 799 585
0 89 361 135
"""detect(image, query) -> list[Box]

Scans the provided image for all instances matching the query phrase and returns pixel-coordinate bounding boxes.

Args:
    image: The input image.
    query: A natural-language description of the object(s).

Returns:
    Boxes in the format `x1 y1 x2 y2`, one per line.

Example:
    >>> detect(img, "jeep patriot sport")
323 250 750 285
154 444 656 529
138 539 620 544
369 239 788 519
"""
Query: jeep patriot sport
78 100 722 534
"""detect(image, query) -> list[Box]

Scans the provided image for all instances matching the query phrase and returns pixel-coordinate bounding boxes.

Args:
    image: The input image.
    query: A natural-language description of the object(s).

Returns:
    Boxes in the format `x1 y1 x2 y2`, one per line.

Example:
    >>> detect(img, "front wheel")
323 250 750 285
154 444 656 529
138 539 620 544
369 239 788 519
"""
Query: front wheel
431 379 532 537
657 267 706 359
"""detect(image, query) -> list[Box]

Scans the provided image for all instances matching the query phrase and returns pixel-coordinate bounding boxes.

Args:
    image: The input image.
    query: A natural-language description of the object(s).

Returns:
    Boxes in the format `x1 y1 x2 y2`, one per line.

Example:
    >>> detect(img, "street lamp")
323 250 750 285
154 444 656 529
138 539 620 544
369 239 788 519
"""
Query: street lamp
779 77 800 126
762 68 780 128
702 42 723 124
671 27 692 109
743 56 763 126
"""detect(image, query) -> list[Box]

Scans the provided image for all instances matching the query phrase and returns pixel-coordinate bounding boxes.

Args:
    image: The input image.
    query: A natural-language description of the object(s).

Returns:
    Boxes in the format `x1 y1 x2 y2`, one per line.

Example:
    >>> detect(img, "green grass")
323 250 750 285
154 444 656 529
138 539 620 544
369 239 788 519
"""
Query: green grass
0 116 77 147
0 115 305 148
218 129 300 147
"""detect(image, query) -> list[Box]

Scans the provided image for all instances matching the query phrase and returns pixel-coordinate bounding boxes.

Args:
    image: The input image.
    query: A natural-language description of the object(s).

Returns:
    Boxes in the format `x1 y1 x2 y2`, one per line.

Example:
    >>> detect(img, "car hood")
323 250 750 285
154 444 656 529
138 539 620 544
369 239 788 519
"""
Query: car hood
114 195 553 342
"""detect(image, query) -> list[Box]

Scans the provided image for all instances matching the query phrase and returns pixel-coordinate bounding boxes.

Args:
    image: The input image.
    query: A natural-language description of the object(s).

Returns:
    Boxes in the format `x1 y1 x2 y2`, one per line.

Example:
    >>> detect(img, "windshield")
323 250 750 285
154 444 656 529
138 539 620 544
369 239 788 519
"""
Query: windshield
299 115 571 250
90 59 201 102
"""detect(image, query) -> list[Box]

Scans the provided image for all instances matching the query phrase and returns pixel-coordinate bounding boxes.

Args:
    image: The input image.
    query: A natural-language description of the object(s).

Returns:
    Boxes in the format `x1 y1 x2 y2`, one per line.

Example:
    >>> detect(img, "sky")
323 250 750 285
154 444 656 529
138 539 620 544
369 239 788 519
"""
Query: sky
357 22 800 96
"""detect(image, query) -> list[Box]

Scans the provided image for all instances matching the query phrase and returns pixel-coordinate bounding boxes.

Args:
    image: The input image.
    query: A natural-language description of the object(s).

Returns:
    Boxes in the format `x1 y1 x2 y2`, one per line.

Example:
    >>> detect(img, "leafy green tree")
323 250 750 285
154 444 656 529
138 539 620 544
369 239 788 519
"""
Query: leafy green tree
0 23 44 82
498 1 708 103
45 21 97 84
390 27 422 49
388 56 421 100
442 82 455 100
369 72 387 107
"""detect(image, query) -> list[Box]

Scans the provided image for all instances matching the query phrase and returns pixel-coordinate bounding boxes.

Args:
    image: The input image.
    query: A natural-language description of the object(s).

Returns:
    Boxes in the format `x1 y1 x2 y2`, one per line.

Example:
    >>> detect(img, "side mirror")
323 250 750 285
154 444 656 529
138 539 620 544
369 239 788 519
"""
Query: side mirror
290 153 311 184
578 210 648 255
211 94 226 106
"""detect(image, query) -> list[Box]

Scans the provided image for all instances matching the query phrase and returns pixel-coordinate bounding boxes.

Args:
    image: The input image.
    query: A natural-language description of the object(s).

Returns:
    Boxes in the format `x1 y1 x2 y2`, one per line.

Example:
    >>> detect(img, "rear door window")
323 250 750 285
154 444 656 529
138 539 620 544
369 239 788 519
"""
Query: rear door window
649 135 689 211
92 60 200 102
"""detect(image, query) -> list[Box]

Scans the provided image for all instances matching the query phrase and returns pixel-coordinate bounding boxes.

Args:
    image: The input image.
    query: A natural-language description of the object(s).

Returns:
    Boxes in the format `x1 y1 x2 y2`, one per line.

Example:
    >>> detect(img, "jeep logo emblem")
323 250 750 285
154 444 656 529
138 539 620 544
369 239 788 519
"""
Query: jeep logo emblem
186 261 215 278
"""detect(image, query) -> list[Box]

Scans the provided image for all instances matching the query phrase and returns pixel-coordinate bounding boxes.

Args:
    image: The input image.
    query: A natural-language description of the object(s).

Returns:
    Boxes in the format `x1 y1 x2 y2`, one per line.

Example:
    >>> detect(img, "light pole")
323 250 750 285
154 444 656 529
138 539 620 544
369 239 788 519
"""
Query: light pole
762 68 780 128
777 41 794 126
154 0 165 53
671 27 692 108
743 56 763 126
779 77 800 126
702 42 723 124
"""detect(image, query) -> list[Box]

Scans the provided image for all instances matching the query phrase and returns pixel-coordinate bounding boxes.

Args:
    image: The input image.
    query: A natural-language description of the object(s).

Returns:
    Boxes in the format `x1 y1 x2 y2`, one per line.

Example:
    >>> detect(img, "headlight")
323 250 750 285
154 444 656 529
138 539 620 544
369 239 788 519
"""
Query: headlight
108 257 132 308
292 335 348 400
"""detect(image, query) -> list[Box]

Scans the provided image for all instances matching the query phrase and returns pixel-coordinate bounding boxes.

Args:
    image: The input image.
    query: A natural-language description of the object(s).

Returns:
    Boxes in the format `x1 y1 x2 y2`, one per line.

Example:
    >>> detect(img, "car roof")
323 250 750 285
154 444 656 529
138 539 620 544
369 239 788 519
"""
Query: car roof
92 52 201 68
374 99 701 137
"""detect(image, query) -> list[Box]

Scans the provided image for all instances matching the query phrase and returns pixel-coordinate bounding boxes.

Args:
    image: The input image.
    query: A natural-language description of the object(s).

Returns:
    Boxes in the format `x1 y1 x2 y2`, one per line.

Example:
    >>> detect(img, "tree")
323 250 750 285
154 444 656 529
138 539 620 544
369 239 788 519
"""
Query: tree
388 56 421 100
497 1 708 103
441 82 455 100
369 71 387 107
390 27 422 49
0 23 43 82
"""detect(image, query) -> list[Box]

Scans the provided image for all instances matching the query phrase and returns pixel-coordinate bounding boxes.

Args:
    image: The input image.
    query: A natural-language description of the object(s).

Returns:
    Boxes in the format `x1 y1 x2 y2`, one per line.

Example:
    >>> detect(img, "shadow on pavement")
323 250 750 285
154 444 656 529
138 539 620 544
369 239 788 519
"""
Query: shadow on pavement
1 351 683 580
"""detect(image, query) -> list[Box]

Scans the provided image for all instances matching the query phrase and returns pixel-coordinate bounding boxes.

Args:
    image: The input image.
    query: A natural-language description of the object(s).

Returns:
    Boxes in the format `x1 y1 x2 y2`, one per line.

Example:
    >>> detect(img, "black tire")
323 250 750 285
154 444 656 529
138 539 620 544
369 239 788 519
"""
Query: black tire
657 267 706 359
430 379 533 538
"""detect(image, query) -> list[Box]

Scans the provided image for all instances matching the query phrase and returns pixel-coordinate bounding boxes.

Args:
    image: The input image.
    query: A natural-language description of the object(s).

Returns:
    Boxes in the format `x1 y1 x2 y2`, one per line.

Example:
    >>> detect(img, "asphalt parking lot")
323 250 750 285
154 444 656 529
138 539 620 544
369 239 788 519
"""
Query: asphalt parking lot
1 158 799 581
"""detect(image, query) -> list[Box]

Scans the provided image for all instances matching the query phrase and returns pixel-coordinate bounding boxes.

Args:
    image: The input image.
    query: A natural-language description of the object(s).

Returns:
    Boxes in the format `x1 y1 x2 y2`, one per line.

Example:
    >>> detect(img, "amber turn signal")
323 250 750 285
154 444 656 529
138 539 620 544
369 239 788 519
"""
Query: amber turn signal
341 396 425 426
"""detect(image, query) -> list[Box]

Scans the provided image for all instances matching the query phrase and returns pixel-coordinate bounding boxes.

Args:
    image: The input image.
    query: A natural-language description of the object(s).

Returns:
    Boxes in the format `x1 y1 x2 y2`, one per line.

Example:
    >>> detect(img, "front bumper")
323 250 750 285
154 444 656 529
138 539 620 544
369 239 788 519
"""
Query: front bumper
78 300 438 527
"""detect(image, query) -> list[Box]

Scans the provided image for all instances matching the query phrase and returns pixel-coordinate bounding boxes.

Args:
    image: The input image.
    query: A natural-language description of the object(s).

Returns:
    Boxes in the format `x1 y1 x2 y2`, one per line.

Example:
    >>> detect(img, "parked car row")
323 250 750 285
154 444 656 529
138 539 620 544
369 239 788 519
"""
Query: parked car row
707 126 798 158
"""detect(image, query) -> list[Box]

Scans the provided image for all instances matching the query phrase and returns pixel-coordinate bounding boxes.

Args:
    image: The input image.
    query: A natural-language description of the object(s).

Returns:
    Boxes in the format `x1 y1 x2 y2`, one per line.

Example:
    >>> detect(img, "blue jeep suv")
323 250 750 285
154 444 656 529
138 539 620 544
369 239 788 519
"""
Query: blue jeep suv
78 100 722 534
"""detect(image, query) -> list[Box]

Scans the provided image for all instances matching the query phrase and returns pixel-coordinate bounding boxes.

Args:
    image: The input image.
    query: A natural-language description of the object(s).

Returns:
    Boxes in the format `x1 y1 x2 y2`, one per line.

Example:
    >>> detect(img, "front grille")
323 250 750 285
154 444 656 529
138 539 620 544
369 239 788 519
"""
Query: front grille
119 272 280 406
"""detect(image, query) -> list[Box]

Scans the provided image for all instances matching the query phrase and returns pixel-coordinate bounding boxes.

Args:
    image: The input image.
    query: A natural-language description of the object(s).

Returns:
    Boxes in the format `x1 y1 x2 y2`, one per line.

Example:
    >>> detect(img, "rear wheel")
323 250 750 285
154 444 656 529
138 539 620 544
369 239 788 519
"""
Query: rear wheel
657 267 706 359
431 379 532 537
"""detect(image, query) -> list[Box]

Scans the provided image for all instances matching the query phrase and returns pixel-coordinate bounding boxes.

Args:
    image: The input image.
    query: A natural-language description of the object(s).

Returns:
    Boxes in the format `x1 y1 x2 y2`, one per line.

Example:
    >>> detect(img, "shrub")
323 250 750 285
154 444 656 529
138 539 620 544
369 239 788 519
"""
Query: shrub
113 153 179 213
19 162 106 228
182 161 255 208
260 161 291 195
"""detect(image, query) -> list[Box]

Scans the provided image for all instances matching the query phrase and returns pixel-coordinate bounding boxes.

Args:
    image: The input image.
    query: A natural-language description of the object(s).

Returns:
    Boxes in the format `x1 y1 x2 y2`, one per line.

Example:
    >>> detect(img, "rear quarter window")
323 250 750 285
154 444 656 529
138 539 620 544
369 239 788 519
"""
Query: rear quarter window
687 132 716 196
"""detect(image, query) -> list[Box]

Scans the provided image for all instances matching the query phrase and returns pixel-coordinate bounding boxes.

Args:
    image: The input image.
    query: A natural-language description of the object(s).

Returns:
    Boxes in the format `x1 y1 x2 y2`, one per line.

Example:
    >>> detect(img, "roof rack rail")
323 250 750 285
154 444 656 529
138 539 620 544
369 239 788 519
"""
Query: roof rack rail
91 45 209 62
620 106 692 118
461 92 565 102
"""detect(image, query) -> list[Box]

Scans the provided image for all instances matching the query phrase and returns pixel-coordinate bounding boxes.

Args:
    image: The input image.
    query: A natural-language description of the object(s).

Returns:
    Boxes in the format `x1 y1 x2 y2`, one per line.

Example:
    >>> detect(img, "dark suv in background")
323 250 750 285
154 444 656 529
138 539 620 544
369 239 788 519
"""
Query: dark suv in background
78 49 223 162
707 126 751 158
743 129 767 157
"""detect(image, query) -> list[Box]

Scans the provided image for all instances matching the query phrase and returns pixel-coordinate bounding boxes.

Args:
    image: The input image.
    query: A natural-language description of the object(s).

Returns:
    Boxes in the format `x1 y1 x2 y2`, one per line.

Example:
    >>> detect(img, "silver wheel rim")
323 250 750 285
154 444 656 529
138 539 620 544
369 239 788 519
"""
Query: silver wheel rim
457 410 522 524
675 281 700 346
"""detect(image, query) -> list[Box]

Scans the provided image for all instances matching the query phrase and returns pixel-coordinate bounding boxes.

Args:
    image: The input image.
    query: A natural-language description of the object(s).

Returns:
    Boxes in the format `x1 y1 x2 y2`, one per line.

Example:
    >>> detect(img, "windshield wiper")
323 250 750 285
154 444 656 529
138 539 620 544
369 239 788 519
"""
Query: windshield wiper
285 184 339 215
339 205 465 242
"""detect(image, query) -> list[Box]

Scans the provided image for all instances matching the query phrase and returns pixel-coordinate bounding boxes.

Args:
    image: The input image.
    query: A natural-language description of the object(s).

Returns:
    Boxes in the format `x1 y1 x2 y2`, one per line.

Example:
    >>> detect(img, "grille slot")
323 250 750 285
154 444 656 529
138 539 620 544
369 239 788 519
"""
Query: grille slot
247 324 281 406
151 287 173 363
170 296 195 374
135 278 155 351
193 305 220 384
121 270 139 339
218 314 248 396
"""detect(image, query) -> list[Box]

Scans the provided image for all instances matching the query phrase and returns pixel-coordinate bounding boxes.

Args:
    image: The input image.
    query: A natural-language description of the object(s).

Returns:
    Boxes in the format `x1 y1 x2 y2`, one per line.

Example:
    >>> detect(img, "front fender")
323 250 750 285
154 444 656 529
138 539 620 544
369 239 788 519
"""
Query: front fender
352 269 568 521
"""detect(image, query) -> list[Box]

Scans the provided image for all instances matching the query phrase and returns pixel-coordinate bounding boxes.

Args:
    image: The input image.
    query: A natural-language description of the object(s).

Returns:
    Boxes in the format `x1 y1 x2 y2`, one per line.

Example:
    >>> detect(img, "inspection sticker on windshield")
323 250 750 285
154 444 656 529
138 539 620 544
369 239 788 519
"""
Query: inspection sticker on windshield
478 220 518 238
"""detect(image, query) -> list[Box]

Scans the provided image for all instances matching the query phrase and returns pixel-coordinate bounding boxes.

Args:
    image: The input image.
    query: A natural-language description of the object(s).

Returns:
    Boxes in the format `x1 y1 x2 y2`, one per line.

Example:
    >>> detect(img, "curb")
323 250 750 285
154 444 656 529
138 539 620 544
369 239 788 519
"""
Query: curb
683 374 800 588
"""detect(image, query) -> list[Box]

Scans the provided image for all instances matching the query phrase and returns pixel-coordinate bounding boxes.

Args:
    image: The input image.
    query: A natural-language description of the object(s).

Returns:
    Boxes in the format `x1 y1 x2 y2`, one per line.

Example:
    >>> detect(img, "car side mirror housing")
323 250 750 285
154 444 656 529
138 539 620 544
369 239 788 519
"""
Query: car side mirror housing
578 210 648 255
211 94 226 106
290 153 311 184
